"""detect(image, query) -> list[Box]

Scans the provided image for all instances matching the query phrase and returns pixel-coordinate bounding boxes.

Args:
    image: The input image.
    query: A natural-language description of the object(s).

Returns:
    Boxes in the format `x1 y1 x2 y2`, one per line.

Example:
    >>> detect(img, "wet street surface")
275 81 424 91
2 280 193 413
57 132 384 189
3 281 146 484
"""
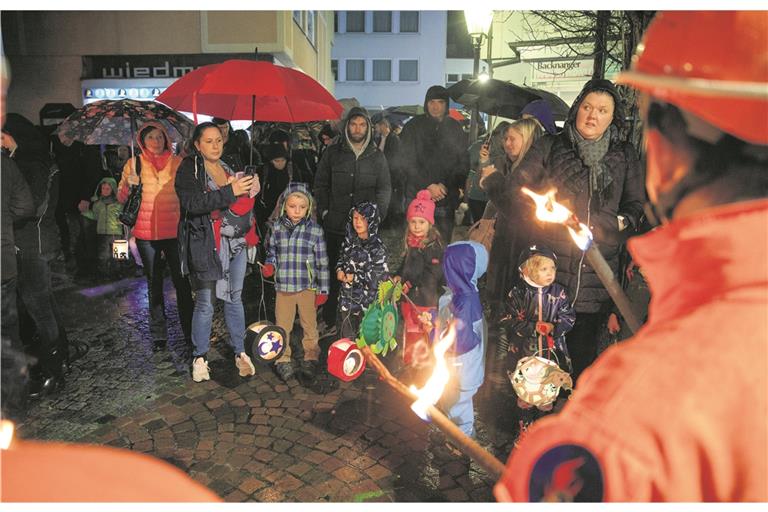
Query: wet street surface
18 224 522 502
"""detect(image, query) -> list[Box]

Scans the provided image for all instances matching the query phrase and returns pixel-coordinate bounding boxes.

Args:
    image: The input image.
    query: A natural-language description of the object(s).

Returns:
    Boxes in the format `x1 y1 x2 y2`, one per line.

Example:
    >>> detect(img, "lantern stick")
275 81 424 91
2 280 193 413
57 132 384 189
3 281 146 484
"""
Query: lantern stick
359 345 506 479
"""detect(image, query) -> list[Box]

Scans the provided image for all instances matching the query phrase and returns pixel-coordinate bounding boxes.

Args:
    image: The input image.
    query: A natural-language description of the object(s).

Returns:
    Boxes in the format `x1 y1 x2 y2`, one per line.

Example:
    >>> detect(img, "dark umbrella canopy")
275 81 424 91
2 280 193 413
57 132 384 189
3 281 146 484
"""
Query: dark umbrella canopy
447 78 570 121
56 100 193 146
520 86 571 121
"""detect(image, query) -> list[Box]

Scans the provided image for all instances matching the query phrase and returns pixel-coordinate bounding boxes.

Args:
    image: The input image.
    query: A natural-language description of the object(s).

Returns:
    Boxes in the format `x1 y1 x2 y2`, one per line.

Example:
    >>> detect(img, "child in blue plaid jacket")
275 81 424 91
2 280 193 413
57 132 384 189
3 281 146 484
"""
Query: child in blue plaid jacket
262 182 330 382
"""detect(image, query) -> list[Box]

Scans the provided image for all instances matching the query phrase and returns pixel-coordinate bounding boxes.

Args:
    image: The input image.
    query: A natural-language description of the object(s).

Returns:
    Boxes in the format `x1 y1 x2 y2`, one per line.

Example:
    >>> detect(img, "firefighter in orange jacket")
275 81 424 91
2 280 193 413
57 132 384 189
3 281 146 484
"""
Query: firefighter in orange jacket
495 11 767 502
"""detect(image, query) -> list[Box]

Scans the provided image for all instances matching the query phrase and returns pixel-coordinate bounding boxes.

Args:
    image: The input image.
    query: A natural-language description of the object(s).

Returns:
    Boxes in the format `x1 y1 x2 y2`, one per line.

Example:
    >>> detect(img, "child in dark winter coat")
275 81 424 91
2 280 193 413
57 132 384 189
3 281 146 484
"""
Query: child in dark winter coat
394 189 445 366
504 244 576 411
336 201 389 339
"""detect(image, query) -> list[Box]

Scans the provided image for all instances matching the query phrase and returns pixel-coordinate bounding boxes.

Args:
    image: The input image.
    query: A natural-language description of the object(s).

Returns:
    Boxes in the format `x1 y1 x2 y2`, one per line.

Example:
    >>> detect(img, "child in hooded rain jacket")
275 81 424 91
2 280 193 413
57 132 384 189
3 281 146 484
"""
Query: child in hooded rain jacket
394 189 445 366
262 182 330 383
504 244 576 412
83 177 124 276
427 241 489 439
336 201 389 339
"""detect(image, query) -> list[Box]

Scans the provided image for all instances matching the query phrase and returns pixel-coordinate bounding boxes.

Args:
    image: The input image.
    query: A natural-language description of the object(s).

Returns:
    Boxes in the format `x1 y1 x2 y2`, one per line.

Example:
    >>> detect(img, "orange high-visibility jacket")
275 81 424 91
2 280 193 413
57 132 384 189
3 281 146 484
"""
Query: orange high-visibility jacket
496 199 768 502
1 438 221 502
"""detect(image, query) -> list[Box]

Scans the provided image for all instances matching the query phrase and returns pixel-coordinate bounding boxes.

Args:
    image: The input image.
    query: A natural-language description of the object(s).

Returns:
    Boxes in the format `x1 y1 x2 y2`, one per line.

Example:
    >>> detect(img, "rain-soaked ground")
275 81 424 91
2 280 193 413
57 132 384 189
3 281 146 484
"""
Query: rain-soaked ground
16 222 529 502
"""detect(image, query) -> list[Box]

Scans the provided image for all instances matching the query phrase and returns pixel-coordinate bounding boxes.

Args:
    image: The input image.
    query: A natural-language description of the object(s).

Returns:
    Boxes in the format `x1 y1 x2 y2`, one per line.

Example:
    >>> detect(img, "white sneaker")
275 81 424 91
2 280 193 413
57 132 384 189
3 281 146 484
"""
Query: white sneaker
192 357 210 382
236 353 256 377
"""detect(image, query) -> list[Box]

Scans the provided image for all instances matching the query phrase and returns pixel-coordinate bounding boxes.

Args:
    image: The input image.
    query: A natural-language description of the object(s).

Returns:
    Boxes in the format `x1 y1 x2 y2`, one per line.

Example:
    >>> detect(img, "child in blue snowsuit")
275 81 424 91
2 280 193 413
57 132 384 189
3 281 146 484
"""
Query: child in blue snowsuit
434 240 489 438
336 201 389 339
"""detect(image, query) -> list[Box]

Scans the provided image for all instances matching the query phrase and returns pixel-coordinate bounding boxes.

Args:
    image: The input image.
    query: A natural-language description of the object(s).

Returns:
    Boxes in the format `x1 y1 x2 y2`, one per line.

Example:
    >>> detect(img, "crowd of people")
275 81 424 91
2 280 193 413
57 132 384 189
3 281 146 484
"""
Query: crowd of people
0 76 651 430
2 10 766 503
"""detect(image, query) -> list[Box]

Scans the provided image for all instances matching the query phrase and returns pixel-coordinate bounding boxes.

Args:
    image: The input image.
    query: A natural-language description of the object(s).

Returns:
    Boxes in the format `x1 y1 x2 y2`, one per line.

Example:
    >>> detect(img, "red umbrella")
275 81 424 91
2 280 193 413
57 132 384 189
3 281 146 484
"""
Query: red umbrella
156 60 343 124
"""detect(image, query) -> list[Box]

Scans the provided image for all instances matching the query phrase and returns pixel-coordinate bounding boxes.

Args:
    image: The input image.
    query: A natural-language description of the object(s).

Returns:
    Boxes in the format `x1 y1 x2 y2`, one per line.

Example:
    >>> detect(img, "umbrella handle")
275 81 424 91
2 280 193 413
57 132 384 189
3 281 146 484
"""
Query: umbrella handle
192 92 198 125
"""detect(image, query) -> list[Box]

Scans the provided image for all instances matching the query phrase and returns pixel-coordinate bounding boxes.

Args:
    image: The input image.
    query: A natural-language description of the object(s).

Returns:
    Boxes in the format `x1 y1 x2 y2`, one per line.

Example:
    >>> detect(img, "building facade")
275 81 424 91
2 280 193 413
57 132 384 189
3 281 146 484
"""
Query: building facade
331 10 448 112
1 11 334 123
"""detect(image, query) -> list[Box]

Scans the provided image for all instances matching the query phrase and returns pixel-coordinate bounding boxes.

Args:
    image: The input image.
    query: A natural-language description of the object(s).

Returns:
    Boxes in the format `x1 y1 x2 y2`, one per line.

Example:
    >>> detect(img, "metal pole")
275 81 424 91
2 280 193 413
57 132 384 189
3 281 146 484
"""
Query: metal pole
469 38 481 144
360 345 506 479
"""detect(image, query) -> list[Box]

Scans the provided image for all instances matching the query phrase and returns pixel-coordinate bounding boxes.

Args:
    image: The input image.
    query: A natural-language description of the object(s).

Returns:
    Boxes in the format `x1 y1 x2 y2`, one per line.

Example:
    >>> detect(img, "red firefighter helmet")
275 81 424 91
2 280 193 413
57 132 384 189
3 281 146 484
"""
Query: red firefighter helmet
617 11 768 145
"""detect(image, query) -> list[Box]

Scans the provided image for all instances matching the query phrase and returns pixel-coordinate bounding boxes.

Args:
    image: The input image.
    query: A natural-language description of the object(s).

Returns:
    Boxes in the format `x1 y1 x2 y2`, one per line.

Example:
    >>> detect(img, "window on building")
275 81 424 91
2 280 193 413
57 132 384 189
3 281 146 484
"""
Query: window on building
346 59 365 81
373 60 391 81
447 73 459 83
373 11 392 32
293 11 303 26
331 60 339 81
307 11 316 45
461 73 474 80
346 11 365 32
399 60 418 81
400 11 419 32
334 12 339 33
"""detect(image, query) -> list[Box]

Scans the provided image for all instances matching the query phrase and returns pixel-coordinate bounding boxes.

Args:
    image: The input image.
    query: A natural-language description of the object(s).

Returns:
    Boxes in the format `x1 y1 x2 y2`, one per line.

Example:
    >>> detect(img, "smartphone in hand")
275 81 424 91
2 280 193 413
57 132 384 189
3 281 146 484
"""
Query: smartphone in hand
243 166 260 198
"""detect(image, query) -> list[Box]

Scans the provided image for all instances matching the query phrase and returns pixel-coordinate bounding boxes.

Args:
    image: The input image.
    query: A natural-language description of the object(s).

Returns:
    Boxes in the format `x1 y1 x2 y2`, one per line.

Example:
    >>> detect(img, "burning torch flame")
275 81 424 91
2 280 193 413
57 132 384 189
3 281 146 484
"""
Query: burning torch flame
521 187 593 251
409 324 456 421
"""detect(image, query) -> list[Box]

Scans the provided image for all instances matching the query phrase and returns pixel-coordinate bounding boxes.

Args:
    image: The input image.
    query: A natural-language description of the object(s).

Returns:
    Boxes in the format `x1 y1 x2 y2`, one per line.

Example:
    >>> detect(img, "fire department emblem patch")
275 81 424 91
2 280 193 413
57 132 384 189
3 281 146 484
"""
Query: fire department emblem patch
528 444 603 502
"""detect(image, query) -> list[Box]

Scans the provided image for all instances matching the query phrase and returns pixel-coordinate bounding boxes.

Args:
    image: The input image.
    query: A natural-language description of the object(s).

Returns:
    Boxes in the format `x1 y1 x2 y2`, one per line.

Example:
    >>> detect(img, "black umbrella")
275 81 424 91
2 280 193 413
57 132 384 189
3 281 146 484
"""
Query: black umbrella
448 78 570 121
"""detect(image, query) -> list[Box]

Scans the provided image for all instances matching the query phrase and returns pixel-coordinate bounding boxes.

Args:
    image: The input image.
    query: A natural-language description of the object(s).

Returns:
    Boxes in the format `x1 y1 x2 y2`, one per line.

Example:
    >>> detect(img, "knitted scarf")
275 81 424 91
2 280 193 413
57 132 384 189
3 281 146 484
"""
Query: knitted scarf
566 123 615 207
407 233 425 248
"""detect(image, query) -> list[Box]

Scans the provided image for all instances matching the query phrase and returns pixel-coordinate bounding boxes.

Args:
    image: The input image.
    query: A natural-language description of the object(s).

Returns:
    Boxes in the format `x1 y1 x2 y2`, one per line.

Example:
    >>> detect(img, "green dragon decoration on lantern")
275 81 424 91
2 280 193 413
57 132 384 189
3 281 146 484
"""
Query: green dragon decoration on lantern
356 280 403 356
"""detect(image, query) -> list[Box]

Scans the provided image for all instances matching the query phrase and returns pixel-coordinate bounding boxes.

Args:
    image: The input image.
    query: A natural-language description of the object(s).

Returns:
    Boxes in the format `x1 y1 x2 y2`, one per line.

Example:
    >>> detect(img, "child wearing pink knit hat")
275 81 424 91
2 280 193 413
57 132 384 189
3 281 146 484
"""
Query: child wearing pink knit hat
393 190 445 366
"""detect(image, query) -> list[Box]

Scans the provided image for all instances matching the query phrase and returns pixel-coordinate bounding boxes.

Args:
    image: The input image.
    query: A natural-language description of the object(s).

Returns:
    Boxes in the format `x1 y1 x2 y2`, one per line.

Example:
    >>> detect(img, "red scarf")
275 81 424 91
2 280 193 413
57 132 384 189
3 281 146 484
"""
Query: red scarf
143 150 171 172
407 233 426 248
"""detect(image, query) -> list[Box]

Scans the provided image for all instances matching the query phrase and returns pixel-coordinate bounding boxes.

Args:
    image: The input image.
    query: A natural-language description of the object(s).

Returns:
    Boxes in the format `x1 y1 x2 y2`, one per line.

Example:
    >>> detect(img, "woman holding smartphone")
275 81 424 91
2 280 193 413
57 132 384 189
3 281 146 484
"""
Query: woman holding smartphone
175 122 261 383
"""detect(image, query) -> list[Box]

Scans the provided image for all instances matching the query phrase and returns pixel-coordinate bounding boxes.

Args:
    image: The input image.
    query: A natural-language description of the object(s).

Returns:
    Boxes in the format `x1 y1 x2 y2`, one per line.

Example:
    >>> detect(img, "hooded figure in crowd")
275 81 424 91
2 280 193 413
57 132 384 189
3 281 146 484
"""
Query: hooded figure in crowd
313 106 391 329
335 201 389 339
399 85 470 242
434 241 488 438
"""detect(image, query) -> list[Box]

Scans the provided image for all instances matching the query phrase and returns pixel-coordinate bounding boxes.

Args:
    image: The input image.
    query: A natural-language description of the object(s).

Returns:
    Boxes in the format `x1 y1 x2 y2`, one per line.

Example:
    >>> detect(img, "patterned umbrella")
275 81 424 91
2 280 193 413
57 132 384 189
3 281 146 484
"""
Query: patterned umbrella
56 100 193 147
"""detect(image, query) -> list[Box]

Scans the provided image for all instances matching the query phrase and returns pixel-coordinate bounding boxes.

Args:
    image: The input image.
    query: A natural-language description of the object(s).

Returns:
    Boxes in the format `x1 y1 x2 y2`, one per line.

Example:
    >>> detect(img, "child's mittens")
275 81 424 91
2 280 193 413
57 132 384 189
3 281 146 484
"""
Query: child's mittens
535 321 554 336
315 293 328 307
245 226 259 247
261 263 275 277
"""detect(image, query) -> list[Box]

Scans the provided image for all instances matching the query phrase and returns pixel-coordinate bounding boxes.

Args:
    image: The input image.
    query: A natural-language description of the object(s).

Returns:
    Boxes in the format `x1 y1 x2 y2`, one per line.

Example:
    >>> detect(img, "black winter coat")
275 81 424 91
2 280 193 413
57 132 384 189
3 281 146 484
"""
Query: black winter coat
11 151 60 260
253 161 290 228
397 240 445 307
485 132 645 314
175 155 237 282
399 114 469 209
314 107 391 236
1 154 35 279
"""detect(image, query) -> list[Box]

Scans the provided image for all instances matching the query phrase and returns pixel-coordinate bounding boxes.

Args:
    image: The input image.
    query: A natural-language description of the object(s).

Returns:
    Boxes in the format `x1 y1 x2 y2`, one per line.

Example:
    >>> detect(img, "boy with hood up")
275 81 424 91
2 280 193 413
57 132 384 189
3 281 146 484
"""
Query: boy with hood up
261 182 330 383
335 201 389 339
399 85 471 243
313 106 391 330
422 241 488 439
82 177 124 277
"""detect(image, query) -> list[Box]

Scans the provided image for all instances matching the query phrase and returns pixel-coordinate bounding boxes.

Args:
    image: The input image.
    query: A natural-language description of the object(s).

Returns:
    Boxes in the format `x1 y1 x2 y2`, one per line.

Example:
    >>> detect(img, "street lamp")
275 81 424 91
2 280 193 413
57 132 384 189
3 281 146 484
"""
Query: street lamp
464 10 494 142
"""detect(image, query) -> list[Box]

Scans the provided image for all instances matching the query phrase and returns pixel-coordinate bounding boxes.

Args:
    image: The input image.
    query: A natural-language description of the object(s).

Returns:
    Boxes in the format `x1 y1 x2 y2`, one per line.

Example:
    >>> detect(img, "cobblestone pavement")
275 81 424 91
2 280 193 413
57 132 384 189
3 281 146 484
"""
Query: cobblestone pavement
17 224 523 502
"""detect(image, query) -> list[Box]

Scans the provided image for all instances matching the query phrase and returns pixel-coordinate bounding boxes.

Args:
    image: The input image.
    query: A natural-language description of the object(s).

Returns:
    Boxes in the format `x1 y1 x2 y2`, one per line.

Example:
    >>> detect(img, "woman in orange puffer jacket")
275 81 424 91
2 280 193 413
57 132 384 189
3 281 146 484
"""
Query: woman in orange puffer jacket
118 121 193 347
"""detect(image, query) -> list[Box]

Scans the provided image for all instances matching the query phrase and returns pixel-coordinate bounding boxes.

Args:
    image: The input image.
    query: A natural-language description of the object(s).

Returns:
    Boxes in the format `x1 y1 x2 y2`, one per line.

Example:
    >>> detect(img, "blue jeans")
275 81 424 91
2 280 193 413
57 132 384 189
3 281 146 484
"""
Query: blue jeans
191 248 247 357
135 238 193 342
